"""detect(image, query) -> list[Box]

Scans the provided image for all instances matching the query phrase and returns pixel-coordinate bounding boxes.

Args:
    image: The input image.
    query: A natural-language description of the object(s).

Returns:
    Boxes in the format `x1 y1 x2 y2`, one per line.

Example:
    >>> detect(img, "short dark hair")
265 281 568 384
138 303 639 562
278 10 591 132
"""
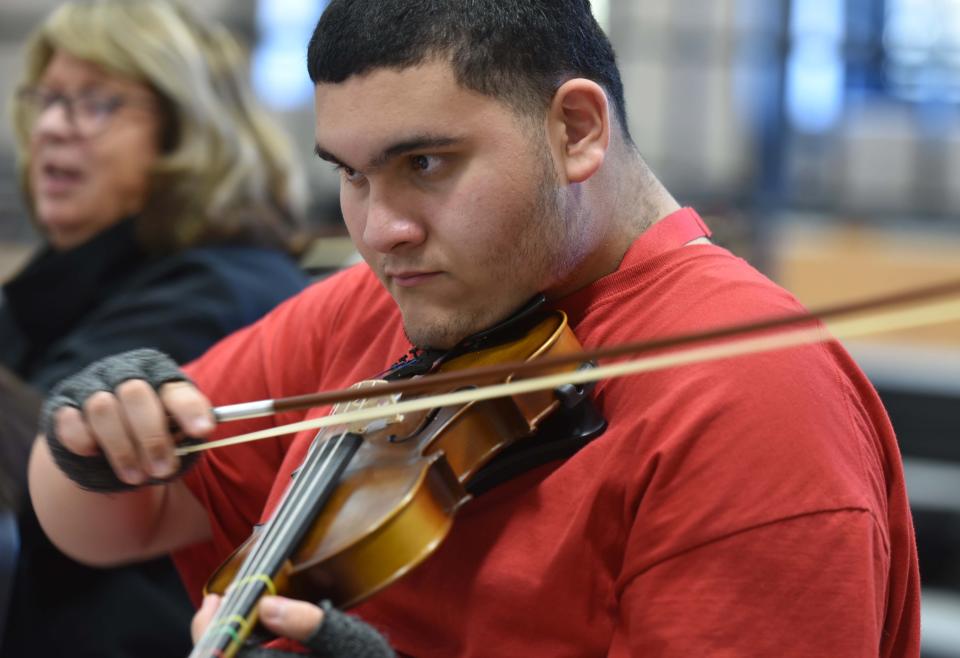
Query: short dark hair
307 0 631 140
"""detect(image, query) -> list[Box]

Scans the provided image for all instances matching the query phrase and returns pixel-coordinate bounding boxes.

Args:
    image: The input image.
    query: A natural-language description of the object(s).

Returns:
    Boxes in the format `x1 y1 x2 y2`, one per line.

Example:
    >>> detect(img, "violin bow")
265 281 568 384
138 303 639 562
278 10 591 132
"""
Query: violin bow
176 278 960 457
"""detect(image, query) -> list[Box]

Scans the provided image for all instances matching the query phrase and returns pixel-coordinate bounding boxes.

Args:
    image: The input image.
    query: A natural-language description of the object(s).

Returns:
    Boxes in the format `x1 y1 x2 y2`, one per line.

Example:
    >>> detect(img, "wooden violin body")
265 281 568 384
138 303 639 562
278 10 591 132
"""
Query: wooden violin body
193 310 586 656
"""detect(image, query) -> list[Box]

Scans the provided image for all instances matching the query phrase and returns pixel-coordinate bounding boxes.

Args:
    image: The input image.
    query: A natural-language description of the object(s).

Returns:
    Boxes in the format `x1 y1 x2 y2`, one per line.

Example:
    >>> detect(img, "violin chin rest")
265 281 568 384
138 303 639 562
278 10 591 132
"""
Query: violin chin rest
466 391 607 496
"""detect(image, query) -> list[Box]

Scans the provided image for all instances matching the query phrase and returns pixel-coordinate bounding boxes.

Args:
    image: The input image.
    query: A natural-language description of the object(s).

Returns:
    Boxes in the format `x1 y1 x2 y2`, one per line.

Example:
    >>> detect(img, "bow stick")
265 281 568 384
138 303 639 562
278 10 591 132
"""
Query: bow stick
177 278 960 457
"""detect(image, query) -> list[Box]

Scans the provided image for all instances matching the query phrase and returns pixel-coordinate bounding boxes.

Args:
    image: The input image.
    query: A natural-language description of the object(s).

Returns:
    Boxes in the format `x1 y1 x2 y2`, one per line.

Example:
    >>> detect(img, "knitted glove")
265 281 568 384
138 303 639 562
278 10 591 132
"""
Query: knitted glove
41 348 202 492
236 601 395 657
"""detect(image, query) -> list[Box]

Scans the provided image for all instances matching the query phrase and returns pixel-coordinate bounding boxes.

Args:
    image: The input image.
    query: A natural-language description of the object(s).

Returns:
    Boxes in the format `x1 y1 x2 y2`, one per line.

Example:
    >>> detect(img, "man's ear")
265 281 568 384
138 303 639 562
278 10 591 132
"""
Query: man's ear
547 79 611 183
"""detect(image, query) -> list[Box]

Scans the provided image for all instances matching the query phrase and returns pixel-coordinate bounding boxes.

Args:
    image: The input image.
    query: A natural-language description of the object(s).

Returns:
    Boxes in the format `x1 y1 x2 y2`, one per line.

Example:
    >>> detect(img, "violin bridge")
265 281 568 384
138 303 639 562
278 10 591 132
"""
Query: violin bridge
335 379 405 434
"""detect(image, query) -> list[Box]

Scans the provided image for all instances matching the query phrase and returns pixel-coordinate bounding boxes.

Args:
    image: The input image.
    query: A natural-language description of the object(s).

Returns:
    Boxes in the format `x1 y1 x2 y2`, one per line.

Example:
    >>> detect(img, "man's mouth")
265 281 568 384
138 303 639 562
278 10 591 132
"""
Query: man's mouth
387 270 441 288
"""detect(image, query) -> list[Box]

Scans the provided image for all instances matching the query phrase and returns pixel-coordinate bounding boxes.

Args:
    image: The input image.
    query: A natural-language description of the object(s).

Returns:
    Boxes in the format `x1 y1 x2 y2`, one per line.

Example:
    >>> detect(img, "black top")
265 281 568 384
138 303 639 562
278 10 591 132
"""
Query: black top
0 218 308 389
0 218 309 658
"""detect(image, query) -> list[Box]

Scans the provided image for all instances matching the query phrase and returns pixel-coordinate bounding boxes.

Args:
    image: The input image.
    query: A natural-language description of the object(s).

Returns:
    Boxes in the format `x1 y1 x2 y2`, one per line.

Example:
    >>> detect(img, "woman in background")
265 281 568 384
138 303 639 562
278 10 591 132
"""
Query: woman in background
0 2 312 656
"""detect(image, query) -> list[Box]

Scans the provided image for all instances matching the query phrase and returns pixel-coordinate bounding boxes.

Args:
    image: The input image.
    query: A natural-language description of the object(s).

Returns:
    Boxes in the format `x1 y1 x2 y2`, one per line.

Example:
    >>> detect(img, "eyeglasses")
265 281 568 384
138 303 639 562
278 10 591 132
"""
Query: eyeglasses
15 86 153 138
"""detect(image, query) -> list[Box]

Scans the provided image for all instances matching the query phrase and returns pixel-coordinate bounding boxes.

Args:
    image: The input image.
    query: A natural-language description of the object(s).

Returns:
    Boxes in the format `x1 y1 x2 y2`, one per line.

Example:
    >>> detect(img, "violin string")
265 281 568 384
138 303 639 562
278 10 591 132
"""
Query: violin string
195 383 401 654
243 407 373 581
216 430 350 646
200 431 347 656
177 295 960 457
230 427 342 580
196 427 354 656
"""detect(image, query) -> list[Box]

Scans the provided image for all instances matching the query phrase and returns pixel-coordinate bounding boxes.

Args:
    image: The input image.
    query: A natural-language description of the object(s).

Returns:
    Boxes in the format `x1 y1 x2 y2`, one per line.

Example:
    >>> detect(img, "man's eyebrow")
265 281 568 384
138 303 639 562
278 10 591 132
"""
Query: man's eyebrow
314 145 345 167
314 135 463 172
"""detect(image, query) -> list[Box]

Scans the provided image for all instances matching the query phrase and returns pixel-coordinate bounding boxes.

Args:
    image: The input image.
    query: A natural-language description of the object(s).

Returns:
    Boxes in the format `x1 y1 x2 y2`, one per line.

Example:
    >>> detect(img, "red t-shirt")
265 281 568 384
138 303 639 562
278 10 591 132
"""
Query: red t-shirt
174 208 920 657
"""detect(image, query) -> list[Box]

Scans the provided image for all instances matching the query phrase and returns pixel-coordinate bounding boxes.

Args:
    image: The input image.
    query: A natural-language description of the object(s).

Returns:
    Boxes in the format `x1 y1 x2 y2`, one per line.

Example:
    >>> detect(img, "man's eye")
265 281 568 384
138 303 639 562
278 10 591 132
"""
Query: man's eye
410 154 440 173
338 165 364 183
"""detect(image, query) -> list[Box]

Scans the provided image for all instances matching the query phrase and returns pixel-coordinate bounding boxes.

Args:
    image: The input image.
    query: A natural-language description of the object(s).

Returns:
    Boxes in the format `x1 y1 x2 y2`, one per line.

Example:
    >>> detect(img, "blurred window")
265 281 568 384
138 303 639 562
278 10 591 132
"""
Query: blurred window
253 0 329 111
786 0 846 133
786 0 960 116
592 0 611 32
884 0 960 102
252 0 609 108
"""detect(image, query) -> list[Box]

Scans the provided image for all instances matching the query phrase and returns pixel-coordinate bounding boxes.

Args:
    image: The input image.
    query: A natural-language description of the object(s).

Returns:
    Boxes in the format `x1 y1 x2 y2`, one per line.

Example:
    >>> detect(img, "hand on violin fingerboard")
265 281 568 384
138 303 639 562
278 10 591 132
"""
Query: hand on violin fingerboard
193 594 395 658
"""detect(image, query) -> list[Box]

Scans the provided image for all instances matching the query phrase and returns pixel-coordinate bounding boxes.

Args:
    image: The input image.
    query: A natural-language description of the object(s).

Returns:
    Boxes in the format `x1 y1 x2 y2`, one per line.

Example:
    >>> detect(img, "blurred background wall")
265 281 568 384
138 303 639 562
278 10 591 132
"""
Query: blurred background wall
0 0 957 655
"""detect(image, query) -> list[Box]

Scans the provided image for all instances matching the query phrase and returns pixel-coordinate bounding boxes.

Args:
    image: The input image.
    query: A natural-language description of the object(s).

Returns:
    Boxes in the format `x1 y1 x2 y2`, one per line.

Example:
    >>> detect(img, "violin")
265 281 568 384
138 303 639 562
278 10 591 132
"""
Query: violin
190 303 604 658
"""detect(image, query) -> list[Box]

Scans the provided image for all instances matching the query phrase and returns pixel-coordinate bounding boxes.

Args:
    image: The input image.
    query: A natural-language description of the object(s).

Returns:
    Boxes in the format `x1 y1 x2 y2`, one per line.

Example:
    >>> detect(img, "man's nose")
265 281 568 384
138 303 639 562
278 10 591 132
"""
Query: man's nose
361 188 427 253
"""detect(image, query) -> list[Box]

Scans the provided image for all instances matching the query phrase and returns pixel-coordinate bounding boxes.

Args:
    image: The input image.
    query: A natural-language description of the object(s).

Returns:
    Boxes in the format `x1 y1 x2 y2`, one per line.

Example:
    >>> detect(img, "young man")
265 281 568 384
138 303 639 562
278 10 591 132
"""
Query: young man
28 1 920 656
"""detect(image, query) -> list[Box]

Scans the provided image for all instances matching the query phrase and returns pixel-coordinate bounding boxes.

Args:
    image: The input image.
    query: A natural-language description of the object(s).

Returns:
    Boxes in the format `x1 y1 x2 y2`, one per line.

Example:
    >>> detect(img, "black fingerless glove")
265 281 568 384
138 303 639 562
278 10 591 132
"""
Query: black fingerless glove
303 601 395 657
41 348 203 492
236 601 395 658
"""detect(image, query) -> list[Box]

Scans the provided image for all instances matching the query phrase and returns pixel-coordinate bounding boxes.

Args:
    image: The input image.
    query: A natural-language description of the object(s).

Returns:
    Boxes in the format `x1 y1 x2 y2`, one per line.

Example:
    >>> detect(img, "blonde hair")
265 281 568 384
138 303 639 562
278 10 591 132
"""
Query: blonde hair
11 0 309 252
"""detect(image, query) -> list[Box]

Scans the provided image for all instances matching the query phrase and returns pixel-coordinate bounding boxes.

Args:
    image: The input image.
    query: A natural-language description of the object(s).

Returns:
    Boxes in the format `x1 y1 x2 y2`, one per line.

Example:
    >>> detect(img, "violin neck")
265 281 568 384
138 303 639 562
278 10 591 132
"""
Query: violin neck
189 432 363 658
